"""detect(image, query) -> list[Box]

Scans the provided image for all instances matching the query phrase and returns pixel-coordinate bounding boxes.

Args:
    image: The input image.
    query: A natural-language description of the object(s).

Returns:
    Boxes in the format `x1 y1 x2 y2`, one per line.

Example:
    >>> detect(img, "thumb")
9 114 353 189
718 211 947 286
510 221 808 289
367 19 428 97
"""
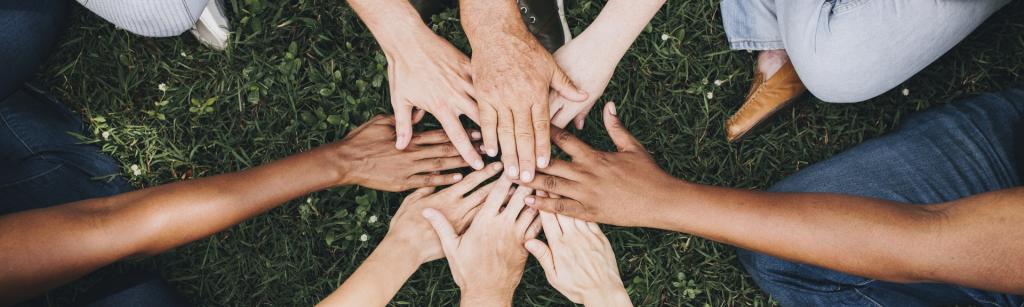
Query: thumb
423 208 459 256
550 66 588 102
602 102 642 152
525 239 556 276
394 104 414 149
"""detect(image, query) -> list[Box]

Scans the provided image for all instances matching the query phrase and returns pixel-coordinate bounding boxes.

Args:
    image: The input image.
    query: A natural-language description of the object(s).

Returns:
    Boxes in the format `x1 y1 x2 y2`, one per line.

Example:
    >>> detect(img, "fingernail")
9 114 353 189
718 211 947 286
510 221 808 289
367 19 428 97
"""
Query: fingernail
491 162 504 170
486 148 498 157
508 165 519 178
538 157 548 168
525 196 535 205
521 170 533 182
453 173 463 181
608 103 617 115
471 160 484 170
470 131 482 140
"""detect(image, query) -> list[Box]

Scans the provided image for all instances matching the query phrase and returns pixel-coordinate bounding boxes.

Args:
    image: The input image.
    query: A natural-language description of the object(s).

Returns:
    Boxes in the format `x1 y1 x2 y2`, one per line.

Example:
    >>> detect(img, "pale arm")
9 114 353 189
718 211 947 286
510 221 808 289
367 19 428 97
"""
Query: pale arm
316 238 421 307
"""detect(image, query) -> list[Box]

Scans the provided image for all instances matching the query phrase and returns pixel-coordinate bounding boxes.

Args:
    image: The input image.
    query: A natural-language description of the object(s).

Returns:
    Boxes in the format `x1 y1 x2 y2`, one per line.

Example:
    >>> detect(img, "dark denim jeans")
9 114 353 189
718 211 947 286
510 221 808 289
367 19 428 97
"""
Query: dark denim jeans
738 88 1024 306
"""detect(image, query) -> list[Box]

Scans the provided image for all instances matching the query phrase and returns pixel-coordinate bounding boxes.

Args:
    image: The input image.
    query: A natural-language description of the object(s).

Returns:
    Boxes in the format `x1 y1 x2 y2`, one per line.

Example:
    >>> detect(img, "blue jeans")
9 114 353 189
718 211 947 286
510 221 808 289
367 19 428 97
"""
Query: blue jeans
719 0 1010 103
737 88 1024 306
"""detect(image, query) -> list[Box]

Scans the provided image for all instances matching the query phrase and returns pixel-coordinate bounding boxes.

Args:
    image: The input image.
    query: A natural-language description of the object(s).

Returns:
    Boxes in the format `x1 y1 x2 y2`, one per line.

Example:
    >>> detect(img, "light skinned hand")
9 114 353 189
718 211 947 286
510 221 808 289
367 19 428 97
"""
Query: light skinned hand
332 115 482 192
547 35 615 130
384 162 504 263
386 32 486 170
515 103 683 226
526 213 632 306
422 178 542 304
471 35 588 184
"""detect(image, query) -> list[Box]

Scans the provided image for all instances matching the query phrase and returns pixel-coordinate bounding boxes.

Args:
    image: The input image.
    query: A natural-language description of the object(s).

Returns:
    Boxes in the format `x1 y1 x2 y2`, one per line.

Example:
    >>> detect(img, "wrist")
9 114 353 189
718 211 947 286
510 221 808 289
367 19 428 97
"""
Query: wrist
461 289 515 307
380 232 435 265
369 236 423 272
582 287 632 307
460 0 530 45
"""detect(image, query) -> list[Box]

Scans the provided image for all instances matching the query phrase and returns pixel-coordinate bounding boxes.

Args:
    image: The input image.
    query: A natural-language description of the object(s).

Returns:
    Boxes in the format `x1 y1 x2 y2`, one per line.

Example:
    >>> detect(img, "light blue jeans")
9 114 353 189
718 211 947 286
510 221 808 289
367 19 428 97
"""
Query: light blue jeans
720 0 1010 103
76 0 210 37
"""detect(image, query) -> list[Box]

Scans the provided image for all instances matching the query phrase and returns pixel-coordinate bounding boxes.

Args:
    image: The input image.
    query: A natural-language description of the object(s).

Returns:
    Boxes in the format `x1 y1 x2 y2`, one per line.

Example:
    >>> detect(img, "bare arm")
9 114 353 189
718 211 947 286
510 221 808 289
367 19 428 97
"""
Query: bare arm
518 103 1024 295
0 116 471 304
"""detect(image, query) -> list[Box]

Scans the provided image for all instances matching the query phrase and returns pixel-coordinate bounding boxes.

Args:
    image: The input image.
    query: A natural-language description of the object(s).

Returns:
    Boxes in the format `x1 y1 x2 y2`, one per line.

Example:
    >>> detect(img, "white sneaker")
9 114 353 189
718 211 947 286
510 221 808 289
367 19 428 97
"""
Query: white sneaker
191 0 230 50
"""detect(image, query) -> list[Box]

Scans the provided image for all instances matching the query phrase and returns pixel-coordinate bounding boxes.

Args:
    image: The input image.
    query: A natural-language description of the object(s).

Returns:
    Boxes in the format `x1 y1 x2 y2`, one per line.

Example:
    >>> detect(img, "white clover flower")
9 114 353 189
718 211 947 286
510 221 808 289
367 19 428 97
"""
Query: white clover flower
359 234 369 242
130 164 142 176
306 197 313 204
706 91 714 99
661 33 671 41
714 79 725 86
158 83 168 92
901 88 910 96
180 52 188 57
101 131 110 140
368 215 378 224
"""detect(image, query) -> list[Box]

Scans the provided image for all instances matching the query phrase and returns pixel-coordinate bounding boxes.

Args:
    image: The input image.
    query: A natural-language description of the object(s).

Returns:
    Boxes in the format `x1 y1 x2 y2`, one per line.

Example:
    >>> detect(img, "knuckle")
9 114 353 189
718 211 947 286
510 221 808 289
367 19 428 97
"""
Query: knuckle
432 158 445 169
554 129 573 144
441 144 457 155
542 176 559 191
515 131 534 139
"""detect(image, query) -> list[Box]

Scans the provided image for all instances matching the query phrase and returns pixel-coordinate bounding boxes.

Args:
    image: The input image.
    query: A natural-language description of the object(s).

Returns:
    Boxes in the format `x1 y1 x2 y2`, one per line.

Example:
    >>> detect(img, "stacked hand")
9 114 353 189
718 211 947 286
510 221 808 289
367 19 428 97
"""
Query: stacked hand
423 178 542 305
526 213 631 306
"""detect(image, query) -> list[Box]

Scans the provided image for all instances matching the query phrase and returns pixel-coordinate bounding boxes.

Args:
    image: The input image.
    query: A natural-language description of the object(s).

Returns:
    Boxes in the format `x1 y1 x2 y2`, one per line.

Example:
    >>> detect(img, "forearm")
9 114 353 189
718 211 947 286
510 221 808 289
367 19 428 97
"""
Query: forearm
347 0 433 56
584 289 633 307
0 145 345 303
648 183 1024 293
573 0 665 66
318 238 422 307
460 0 532 49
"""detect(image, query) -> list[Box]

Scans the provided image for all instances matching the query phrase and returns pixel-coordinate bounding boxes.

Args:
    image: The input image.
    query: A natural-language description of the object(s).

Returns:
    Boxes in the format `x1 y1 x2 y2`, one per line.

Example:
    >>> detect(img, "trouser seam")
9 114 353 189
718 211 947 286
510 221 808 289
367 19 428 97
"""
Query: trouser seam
0 163 64 188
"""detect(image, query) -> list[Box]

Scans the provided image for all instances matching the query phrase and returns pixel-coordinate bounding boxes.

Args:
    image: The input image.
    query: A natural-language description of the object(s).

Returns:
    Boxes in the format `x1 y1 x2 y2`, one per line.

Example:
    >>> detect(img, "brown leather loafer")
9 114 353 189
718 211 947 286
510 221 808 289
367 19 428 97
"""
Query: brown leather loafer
725 61 806 142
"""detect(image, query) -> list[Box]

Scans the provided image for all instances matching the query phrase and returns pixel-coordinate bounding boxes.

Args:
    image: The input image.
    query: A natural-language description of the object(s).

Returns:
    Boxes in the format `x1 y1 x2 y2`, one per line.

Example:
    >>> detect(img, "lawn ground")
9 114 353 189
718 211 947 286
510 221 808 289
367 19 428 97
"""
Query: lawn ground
31 0 1024 306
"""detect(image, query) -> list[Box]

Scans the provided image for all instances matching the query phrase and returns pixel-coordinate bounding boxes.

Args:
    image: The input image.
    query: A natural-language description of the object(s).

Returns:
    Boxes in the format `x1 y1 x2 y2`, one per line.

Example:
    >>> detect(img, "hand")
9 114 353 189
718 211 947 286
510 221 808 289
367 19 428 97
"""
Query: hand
331 115 480 192
547 34 616 130
526 213 632 306
384 162 504 263
469 27 587 183
422 179 542 305
386 32 486 170
516 103 683 227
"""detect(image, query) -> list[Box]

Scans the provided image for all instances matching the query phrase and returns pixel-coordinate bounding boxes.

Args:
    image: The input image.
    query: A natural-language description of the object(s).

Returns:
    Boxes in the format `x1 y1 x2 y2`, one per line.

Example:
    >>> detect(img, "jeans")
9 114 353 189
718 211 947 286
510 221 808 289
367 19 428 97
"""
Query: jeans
720 0 1010 103
737 88 1024 306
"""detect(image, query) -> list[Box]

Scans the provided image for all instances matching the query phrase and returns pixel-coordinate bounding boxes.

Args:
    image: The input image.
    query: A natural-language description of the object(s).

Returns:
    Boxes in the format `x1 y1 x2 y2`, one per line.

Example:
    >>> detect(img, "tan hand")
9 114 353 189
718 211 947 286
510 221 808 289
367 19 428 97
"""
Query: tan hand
526 213 631 306
516 103 682 226
386 33 485 170
471 35 587 183
422 178 540 302
332 115 480 192
385 162 504 263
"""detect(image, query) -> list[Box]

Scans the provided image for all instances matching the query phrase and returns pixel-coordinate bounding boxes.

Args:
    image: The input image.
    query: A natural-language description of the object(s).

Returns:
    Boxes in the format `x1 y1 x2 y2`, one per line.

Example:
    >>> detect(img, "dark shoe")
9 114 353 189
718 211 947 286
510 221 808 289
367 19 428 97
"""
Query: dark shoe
409 0 457 23
518 0 572 52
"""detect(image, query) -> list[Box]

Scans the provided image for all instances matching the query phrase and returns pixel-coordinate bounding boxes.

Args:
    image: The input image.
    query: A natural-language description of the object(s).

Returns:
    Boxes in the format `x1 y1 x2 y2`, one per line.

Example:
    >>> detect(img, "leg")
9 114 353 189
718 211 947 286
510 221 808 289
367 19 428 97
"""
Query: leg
720 0 784 51
0 86 131 214
778 0 1010 103
739 88 1024 306
75 0 210 37
0 0 70 99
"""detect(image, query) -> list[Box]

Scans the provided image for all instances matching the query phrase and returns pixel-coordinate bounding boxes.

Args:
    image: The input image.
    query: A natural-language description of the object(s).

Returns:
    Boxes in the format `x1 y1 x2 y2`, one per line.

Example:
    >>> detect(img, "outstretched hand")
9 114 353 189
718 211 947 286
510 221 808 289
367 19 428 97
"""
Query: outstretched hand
516 103 682 227
422 178 542 305
332 115 480 192
526 213 632 306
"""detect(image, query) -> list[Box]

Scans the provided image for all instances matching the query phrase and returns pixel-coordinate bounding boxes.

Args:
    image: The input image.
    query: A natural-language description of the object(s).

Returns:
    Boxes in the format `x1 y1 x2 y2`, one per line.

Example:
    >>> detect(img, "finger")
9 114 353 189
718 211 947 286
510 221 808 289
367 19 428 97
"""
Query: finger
461 180 498 213
602 102 642 152
407 173 464 190
449 162 503 196
525 239 556 279
413 108 427 124
416 157 471 173
573 111 586 130
457 95 481 124
411 129 450 145
422 208 459 256
497 109 520 179
457 205 482 232
550 127 594 158
479 104 499 158
394 103 414 150
536 159 586 181
550 66 588 102
539 211 562 239
516 207 538 235
369 114 395 126
437 113 485 170
573 214 591 235
524 218 542 239
526 195 588 219
536 190 548 198
586 221 604 239
504 186 535 221
517 173 583 200
512 108 536 181
481 177 514 216
550 106 574 129
557 213 580 236
532 102 551 170
409 186 436 199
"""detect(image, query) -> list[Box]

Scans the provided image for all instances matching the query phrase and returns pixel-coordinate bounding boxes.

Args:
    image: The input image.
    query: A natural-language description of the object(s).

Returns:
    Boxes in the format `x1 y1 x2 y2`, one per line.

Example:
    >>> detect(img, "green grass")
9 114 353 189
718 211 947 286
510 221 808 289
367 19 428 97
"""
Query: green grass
33 0 1024 306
